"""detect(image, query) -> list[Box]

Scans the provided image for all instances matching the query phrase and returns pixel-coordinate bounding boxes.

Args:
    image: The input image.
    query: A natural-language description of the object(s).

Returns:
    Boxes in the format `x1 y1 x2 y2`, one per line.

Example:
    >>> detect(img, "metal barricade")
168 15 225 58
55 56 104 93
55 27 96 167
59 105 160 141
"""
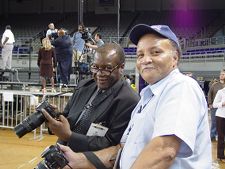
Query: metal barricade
0 90 72 139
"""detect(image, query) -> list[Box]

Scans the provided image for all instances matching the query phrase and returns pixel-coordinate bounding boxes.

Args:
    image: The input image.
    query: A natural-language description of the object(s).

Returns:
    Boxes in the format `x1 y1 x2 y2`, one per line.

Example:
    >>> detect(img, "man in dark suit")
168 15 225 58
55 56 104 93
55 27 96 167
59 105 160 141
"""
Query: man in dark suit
42 43 139 152
51 28 73 85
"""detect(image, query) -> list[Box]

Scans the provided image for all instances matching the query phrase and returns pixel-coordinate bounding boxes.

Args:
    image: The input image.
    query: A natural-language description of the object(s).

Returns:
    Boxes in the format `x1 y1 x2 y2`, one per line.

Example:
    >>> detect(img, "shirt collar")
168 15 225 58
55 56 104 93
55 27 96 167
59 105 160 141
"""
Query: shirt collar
140 69 180 98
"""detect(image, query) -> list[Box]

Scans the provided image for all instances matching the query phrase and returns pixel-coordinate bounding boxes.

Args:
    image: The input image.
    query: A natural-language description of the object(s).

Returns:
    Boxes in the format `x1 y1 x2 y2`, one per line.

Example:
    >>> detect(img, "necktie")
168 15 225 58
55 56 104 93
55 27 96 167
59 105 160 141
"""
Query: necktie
74 89 102 134
73 104 93 134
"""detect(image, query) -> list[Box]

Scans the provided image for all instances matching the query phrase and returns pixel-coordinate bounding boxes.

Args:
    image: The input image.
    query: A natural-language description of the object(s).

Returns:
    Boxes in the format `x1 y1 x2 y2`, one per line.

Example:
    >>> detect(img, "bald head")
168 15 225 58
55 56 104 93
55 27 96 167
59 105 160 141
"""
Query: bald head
95 43 125 65
58 29 65 36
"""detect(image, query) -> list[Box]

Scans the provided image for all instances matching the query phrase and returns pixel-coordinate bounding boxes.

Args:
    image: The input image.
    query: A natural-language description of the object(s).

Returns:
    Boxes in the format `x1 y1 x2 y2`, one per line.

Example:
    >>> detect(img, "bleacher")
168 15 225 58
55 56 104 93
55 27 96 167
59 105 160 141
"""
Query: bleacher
125 10 225 39
123 47 136 56
1 10 225 55
0 10 225 81
183 47 225 57
0 46 31 56
0 13 77 54
123 47 225 58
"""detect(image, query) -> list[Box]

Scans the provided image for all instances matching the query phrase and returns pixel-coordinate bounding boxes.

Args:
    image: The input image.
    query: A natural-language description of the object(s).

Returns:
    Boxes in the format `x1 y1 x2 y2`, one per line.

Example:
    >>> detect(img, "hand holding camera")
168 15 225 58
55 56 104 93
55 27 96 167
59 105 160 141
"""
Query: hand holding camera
42 108 72 141
13 99 65 138
35 144 72 169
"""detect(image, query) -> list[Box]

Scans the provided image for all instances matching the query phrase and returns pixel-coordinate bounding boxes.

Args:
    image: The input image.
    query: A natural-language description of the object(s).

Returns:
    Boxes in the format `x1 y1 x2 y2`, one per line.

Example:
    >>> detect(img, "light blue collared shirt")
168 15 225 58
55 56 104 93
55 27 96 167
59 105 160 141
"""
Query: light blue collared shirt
72 32 85 52
120 69 211 169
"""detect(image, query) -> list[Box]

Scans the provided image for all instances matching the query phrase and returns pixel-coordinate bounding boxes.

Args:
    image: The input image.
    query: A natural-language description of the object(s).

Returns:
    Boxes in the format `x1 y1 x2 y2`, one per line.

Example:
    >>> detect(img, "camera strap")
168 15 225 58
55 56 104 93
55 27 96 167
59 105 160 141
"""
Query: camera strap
83 151 108 169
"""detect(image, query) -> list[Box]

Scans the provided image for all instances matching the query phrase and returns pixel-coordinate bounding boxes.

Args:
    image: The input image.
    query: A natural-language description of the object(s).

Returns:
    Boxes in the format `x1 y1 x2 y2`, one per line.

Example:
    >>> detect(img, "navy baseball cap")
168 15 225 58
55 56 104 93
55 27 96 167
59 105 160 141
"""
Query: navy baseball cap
129 24 180 47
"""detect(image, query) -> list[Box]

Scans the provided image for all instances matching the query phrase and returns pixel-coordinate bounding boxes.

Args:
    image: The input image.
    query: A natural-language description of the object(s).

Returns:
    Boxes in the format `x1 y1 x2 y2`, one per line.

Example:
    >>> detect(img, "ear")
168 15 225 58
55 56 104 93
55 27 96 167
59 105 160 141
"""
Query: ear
120 63 125 69
173 51 179 62
172 51 179 68
119 63 125 74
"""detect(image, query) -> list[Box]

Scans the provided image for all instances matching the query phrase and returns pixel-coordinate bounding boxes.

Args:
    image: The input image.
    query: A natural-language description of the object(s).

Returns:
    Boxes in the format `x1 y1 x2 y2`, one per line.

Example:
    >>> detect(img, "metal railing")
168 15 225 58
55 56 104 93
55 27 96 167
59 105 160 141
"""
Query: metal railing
0 90 72 139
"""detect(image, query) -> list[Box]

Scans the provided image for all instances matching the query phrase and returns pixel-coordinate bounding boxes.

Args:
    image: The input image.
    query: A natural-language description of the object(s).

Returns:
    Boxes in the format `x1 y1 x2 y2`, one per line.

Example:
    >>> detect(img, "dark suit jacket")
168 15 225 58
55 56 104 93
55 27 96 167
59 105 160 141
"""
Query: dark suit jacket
51 35 73 62
59 78 139 152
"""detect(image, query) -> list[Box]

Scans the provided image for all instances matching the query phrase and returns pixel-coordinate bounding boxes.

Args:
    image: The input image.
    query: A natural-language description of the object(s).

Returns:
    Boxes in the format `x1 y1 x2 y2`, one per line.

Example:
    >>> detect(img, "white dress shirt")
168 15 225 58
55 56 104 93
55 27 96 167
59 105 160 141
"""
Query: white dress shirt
213 87 225 118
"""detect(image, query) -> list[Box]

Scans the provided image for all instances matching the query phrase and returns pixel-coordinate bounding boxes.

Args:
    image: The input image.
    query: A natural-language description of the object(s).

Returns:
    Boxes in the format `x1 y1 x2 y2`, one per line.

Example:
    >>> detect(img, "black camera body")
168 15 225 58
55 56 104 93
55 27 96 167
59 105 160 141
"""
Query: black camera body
50 32 58 40
14 99 58 138
81 27 92 42
35 144 69 169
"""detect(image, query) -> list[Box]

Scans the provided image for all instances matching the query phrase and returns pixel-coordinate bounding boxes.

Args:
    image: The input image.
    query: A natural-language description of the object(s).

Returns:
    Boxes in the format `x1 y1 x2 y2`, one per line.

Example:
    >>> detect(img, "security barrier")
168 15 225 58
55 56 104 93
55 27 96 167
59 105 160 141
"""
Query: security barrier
0 90 72 139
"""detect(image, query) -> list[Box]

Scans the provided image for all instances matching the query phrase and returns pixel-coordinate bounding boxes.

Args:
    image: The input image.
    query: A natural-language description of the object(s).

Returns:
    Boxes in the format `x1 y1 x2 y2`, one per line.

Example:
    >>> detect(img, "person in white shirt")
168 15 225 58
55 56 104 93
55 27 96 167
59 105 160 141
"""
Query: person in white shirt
213 87 225 161
1 25 15 70
44 24 212 169
46 23 58 41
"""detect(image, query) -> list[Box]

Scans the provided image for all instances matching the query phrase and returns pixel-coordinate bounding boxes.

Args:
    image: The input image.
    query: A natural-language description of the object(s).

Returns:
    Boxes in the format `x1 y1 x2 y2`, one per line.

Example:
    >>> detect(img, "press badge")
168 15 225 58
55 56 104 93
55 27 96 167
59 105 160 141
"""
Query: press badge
86 123 108 136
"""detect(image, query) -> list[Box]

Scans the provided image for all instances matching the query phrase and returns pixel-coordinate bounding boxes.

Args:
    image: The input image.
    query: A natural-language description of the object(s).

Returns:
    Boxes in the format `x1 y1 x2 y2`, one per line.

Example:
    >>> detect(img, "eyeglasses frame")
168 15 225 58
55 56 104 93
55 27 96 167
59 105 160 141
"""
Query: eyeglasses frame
90 64 121 76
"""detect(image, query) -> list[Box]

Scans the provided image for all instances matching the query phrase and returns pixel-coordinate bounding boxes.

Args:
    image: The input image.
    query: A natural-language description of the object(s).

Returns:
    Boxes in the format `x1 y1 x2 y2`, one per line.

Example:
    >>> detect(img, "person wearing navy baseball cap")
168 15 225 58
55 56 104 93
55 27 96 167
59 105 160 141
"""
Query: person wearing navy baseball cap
118 24 211 168
129 24 181 56
49 24 211 169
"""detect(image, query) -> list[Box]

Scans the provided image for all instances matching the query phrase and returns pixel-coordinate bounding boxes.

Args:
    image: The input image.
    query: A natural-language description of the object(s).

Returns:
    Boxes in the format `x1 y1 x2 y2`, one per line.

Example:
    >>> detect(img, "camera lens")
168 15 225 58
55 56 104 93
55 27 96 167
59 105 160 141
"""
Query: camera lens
14 100 56 138
14 111 45 138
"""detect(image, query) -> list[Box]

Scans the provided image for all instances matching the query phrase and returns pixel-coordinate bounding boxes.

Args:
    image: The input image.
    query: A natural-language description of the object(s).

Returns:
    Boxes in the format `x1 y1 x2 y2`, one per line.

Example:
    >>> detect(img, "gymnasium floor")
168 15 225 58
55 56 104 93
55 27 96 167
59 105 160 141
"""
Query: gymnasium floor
0 129 225 169
0 129 57 169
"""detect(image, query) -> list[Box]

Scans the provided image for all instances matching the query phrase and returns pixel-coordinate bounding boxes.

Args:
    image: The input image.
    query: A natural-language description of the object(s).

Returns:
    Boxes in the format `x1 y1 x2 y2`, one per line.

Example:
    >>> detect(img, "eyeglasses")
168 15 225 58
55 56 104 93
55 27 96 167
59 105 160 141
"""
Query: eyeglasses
90 64 120 76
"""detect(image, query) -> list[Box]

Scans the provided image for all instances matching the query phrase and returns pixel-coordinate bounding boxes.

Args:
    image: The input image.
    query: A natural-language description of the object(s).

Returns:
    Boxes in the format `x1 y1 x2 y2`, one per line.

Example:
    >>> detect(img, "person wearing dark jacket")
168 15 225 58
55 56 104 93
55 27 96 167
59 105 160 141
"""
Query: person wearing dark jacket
52 28 73 84
42 43 139 152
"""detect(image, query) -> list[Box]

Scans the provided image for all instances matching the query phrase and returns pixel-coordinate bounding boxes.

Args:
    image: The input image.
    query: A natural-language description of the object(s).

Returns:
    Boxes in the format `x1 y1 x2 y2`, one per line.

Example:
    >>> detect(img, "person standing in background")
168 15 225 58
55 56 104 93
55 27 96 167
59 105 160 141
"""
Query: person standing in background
85 33 105 50
213 86 225 162
83 33 104 64
46 23 58 41
52 29 73 85
72 24 85 63
124 74 131 85
37 38 56 93
208 69 225 141
0 25 15 70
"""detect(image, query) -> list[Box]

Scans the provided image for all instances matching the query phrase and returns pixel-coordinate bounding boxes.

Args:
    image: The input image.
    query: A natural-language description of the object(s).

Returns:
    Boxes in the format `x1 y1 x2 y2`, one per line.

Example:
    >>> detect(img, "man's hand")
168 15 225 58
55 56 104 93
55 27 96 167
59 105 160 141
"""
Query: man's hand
59 144 96 169
59 144 120 169
85 42 91 47
85 42 98 49
42 109 72 141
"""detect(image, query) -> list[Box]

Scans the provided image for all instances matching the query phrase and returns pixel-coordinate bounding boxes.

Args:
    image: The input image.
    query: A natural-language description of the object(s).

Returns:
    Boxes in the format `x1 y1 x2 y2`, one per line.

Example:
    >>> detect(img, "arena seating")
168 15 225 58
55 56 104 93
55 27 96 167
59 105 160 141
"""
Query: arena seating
123 47 136 56
123 47 225 58
126 10 225 39
1 10 224 55
0 10 224 83
183 47 225 56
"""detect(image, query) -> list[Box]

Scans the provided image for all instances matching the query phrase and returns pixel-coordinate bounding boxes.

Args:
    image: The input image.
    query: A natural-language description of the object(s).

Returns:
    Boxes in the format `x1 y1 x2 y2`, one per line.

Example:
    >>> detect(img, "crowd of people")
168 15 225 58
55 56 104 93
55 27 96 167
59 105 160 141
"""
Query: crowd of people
0 22 107 92
36 22 106 93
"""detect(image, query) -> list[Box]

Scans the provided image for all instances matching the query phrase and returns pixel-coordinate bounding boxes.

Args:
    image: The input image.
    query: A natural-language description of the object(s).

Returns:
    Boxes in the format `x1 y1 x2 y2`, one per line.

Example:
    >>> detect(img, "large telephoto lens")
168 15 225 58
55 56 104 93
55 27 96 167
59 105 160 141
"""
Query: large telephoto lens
14 111 45 138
